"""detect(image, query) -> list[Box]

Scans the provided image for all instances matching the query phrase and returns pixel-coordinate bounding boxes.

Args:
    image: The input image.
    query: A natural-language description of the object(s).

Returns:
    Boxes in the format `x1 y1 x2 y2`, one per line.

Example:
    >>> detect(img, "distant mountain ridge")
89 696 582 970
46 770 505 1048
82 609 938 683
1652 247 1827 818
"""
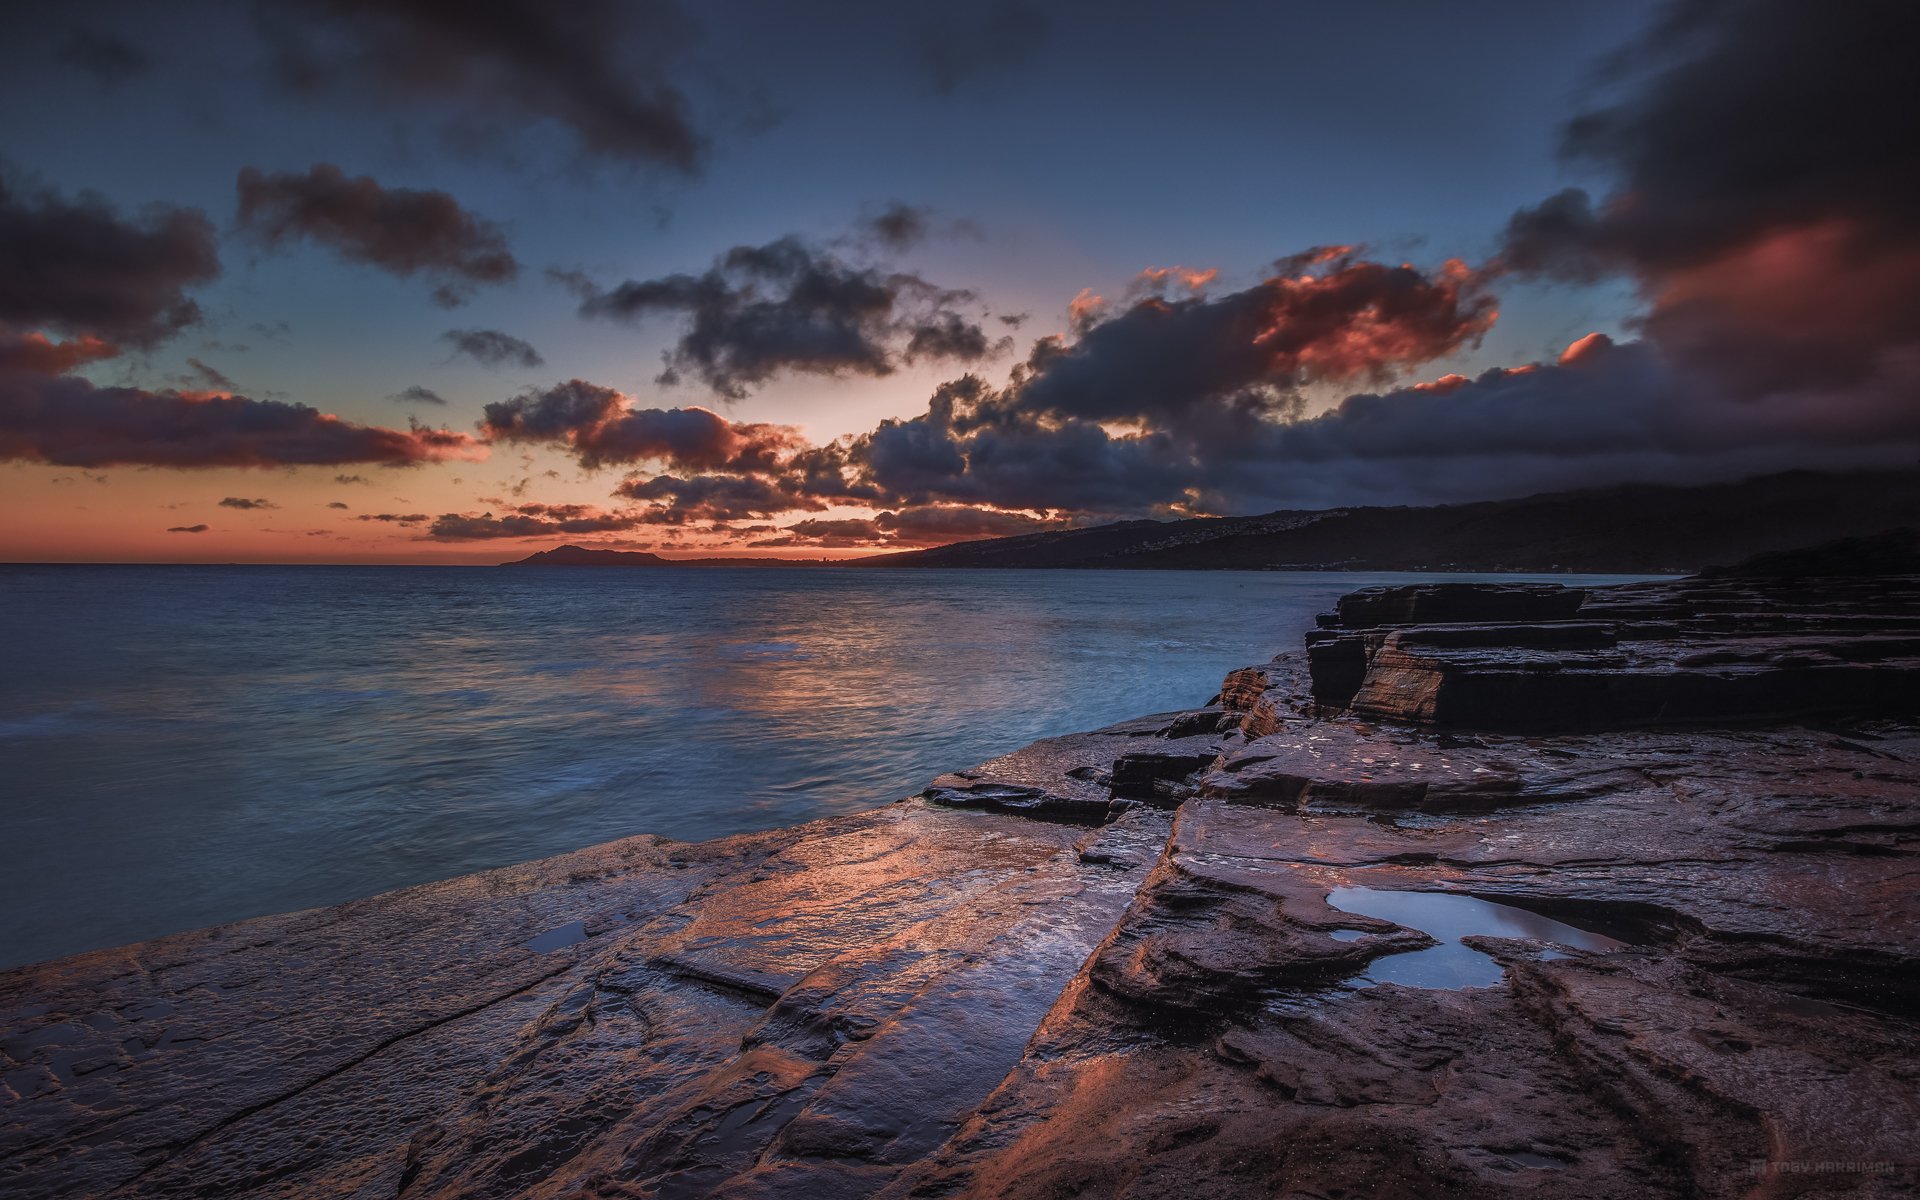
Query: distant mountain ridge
505 545 815 568
853 469 1920 574
509 545 669 567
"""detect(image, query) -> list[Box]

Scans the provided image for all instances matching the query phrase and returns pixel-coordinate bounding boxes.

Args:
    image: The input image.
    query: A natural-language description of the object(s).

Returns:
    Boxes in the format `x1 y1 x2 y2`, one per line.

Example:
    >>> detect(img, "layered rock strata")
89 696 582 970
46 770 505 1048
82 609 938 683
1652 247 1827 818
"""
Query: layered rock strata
1306 574 1920 729
4 560 1917 1198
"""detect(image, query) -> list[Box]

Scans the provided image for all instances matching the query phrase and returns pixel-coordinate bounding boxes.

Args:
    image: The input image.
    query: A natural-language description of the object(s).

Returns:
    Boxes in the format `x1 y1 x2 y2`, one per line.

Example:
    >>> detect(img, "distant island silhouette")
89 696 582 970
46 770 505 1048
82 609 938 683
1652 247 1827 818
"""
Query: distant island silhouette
505 544 825 567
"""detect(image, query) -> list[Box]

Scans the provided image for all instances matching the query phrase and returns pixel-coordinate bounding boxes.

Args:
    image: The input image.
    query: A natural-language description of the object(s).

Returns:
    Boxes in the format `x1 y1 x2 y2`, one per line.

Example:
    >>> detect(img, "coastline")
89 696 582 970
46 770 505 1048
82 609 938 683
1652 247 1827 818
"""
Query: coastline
4 563 1918 1198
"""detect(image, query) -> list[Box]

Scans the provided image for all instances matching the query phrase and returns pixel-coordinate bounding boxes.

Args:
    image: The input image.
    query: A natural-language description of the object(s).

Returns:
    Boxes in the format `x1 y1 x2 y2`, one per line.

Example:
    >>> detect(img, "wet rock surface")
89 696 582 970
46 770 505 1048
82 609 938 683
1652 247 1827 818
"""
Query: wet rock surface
4 563 1918 1197
0 805 1169 1200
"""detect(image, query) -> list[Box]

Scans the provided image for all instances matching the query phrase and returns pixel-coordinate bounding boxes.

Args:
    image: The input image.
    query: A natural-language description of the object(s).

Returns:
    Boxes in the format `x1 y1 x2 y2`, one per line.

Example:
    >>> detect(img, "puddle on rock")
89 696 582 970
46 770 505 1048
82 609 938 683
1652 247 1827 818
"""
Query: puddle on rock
1327 887 1625 989
524 920 588 954
1506 1152 1568 1170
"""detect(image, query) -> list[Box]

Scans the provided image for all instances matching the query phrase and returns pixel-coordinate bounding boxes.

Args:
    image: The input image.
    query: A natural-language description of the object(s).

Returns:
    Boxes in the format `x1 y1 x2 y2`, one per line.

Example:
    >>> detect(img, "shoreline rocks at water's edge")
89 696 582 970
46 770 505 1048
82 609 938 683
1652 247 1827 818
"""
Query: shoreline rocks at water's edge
4 536 1918 1198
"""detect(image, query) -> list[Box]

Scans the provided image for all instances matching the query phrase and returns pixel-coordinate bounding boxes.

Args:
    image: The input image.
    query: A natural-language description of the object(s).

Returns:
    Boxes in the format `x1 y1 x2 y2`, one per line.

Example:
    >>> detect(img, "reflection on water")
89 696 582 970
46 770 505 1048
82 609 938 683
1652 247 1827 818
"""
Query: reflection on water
1328 886 1627 988
0 564 1646 968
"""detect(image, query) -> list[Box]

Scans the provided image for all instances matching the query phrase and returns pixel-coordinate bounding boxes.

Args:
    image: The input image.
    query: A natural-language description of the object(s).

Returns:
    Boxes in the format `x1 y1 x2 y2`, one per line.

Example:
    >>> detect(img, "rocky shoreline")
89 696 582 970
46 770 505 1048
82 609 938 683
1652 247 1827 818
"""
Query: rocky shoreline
4 545 1918 1198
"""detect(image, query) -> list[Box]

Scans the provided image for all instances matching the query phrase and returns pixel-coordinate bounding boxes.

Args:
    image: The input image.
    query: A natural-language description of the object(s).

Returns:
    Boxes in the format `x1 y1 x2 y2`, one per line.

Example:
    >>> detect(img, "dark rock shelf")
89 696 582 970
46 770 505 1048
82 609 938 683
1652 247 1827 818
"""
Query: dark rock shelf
1306 573 1920 729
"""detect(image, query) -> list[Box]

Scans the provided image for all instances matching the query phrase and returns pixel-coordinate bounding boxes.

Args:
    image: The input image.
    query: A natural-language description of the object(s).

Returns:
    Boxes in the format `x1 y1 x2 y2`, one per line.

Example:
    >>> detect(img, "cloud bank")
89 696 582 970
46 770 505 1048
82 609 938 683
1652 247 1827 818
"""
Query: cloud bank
0 371 486 468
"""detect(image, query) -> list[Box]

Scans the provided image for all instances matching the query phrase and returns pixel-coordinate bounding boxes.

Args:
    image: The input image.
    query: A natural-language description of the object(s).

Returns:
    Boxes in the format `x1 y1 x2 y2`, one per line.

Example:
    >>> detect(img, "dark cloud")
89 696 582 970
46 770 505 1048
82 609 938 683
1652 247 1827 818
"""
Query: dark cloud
1497 0 1919 403
904 311 1004 363
0 333 119 374
0 369 486 469
997 249 1494 427
480 374 622 439
915 2 1052 95
327 500 350 509
55 29 151 86
855 410 1194 516
1502 0 1915 277
334 473 369 484
218 496 277 510
545 266 598 300
611 473 828 523
480 379 808 472
185 357 236 390
441 328 543 368
356 512 429 524
235 164 518 306
857 202 932 251
166 524 209 533
480 379 620 441
856 377 978 496
0 175 219 347
390 384 447 406
425 502 643 540
262 0 703 170
781 442 883 506
575 234 1001 398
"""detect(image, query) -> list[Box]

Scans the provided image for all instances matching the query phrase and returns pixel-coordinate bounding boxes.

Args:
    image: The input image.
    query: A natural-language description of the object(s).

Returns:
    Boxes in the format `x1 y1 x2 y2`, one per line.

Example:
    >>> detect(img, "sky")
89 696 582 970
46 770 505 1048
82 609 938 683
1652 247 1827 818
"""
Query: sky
1 0 1913 563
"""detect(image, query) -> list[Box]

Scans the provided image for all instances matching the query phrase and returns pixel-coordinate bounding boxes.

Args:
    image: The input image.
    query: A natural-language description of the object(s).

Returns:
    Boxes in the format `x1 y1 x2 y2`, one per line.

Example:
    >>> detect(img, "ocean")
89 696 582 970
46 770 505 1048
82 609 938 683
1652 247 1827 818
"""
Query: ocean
0 564 1649 968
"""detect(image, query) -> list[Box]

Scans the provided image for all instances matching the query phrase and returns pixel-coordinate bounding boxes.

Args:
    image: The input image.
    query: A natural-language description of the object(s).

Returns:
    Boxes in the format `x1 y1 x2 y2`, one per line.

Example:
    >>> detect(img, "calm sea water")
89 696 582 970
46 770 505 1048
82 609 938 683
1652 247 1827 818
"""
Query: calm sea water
0 565 1647 968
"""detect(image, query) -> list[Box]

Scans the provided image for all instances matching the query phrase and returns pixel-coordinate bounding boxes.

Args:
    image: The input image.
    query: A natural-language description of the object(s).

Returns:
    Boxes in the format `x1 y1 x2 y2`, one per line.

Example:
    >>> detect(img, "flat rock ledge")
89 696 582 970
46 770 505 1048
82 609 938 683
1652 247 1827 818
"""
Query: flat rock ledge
5 551 1919 1198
